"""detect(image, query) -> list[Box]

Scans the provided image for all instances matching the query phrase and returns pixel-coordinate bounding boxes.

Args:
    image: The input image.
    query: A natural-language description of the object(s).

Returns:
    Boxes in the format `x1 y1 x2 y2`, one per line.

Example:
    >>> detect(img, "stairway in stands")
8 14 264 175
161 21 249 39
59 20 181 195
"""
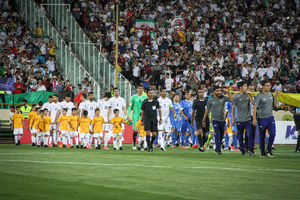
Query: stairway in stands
0 110 13 144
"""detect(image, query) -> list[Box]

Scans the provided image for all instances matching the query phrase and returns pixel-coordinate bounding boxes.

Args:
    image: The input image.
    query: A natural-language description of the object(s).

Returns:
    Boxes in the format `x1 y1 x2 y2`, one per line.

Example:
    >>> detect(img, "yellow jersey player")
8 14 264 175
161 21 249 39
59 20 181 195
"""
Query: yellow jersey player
69 108 79 148
37 110 45 147
57 108 70 148
92 108 104 149
28 104 37 146
11 106 25 145
136 118 147 151
43 109 52 147
79 110 92 149
111 109 125 150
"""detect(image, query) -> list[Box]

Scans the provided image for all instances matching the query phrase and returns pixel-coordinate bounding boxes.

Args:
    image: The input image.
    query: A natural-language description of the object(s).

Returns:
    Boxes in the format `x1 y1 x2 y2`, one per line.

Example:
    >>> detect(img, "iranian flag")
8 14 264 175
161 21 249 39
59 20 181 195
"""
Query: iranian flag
171 17 186 31
135 19 155 30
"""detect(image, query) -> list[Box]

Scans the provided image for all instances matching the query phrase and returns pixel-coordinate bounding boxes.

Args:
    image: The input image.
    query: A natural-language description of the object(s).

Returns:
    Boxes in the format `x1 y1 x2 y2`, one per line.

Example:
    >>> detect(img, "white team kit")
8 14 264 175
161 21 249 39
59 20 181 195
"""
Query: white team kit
109 96 126 130
49 102 60 130
41 101 51 111
60 101 75 115
86 101 99 120
98 99 112 132
157 96 172 133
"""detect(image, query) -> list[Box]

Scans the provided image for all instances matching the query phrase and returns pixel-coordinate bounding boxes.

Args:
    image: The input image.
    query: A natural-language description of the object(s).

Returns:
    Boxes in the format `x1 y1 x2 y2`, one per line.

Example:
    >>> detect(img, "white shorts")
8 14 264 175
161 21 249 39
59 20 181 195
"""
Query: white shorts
93 132 104 138
44 132 50 136
50 124 57 131
61 130 69 137
158 118 171 133
69 131 78 137
37 132 44 137
122 124 125 130
79 133 89 140
113 133 122 138
89 124 93 132
13 128 23 135
31 128 37 134
103 124 113 132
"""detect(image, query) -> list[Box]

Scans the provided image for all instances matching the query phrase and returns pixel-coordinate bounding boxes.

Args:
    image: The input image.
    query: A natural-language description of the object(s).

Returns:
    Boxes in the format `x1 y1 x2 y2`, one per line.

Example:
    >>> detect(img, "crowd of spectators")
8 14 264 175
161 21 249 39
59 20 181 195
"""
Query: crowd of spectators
68 0 300 96
0 1 92 96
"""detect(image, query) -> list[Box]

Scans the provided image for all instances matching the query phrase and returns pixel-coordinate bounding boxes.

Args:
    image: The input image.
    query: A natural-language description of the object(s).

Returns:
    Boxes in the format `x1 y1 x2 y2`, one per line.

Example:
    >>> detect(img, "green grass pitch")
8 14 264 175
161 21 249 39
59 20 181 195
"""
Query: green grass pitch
0 144 299 200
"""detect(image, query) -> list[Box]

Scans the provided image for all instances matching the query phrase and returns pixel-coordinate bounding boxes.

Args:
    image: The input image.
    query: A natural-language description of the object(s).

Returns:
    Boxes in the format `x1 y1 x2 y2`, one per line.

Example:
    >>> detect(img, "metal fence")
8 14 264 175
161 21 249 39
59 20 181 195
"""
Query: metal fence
15 0 102 100
39 0 132 104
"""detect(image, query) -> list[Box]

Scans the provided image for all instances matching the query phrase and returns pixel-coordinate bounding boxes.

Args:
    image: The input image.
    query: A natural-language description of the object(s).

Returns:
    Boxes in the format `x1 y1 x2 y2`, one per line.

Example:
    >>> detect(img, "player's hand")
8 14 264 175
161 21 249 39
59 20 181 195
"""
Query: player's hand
252 119 257 126
202 121 206 127
232 119 235 126
159 119 162 125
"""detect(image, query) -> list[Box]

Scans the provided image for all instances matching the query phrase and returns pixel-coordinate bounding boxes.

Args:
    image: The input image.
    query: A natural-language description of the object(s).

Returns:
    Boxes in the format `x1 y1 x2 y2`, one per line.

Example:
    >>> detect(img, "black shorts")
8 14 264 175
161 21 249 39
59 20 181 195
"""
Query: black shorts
294 115 300 131
144 117 158 132
195 118 210 132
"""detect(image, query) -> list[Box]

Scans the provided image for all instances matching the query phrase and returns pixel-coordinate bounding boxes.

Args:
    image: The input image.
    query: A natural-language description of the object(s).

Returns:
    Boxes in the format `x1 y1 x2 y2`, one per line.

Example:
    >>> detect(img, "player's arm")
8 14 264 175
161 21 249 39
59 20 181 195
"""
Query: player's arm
11 119 14 130
127 97 134 119
170 104 176 120
202 108 209 127
232 104 236 125
252 105 257 126
158 107 162 124
55 109 61 124
181 110 188 121
123 105 127 119
247 93 255 105
107 107 111 123
140 110 144 126
273 90 279 109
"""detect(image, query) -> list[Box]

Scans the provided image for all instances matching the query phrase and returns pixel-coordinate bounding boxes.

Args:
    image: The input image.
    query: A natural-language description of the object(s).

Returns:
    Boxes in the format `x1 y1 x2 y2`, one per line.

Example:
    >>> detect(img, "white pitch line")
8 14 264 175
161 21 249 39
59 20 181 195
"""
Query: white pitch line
0 159 300 173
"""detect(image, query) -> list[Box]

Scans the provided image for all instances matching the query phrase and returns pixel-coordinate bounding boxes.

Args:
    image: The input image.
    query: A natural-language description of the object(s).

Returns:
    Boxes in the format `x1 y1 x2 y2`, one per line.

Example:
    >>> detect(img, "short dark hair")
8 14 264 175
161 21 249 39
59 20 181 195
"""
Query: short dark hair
62 108 68 112
88 92 94 95
82 93 87 99
213 86 221 91
105 92 111 98
48 96 53 98
43 108 48 112
32 104 37 107
114 87 119 91
83 110 88 116
237 81 246 89
160 87 167 92
16 106 21 109
39 110 43 114
23 99 28 103
113 109 119 113
95 108 100 112
261 80 270 86
138 84 143 88
72 108 77 111
53 94 58 97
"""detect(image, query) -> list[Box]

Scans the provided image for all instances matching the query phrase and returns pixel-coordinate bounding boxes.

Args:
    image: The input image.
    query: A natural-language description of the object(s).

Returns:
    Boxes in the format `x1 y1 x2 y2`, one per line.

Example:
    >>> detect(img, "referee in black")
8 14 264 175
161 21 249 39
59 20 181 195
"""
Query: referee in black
141 89 162 152
191 88 209 152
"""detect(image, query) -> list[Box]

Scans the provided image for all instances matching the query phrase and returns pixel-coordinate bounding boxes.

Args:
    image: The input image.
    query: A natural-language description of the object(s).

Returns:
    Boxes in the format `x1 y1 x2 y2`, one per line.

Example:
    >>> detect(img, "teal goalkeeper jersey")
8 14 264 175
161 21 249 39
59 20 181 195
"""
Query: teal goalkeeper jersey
128 94 148 120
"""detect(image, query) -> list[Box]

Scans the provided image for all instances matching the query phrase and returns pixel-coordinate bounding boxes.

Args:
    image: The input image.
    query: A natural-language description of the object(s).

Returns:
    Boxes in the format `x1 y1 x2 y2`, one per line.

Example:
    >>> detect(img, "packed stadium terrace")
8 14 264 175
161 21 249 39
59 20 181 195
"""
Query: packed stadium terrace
67 0 299 94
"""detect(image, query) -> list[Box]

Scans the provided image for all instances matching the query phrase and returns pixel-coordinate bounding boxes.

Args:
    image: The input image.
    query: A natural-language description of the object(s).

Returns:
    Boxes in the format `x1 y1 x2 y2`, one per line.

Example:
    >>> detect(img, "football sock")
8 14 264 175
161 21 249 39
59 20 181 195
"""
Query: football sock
185 135 189 146
31 135 35 144
53 132 57 145
49 136 52 145
207 134 213 145
191 133 195 145
133 131 138 147
180 133 184 146
296 134 300 150
138 136 143 147
70 137 73 146
198 134 203 147
144 138 147 149
225 134 229 148
195 135 199 145
113 139 117 148
232 134 237 148
62 136 67 145
119 138 123 147
15 135 18 144
146 135 151 149
75 137 79 146
153 135 158 146
44 137 48 146
36 135 40 145
171 132 175 145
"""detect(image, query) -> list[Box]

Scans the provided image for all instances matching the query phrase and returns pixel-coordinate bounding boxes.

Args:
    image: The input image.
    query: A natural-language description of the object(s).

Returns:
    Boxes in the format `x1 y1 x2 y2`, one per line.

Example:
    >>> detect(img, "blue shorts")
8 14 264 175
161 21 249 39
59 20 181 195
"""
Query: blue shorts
181 120 196 134
171 118 182 132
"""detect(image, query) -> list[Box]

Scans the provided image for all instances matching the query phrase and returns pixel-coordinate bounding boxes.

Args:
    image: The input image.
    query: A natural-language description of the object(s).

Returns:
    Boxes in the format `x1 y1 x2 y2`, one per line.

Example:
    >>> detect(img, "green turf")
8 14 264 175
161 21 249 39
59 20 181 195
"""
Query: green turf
0 145 299 200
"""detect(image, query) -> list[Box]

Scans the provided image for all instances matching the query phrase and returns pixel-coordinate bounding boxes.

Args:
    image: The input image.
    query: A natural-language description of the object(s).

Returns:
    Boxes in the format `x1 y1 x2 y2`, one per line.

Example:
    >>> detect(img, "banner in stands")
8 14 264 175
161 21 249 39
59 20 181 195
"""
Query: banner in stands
171 17 186 31
5 91 55 104
135 19 155 29
0 78 14 91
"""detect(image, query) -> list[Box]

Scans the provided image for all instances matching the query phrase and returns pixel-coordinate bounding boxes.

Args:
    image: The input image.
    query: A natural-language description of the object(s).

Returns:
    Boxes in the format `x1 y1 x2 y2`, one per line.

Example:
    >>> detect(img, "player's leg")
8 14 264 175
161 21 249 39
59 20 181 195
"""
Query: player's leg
44 132 49 147
237 122 245 155
266 117 276 157
93 133 98 149
257 118 267 157
171 127 176 147
79 133 84 148
245 120 255 155
74 132 79 148
69 131 74 148
213 120 223 154
138 133 143 150
132 117 139 149
113 133 117 150
98 132 103 149
13 129 18 145
118 133 123 150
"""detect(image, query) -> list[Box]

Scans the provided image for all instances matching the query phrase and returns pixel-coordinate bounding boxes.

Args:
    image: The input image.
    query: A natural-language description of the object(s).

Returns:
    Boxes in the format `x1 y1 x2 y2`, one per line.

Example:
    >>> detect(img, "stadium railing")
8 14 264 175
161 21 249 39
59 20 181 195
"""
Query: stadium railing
15 0 102 100
37 0 132 104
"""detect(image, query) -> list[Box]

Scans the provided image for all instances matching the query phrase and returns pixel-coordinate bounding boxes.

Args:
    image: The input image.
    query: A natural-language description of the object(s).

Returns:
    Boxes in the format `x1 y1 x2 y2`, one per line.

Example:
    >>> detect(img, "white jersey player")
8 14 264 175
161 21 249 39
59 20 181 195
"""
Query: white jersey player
99 92 112 149
41 96 53 112
59 95 74 116
78 93 89 117
108 88 127 126
157 88 176 151
48 94 61 146
86 92 99 144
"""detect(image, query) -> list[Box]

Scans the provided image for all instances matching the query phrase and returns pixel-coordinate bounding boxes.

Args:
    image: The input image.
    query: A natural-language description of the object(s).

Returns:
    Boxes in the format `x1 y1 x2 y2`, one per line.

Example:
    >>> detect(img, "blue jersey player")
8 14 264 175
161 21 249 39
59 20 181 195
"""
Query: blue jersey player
225 101 238 151
180 92 196 149
170 94 182 147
